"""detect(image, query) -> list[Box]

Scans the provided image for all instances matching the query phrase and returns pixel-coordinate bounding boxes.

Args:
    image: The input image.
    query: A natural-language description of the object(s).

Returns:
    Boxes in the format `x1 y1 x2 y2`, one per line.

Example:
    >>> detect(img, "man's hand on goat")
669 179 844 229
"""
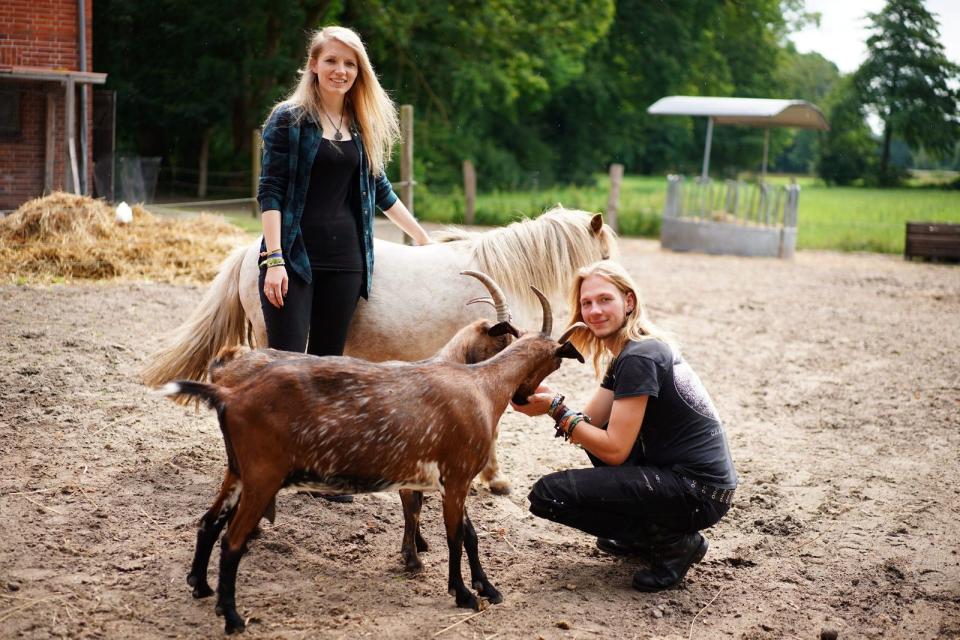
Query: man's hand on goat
510 384 556 417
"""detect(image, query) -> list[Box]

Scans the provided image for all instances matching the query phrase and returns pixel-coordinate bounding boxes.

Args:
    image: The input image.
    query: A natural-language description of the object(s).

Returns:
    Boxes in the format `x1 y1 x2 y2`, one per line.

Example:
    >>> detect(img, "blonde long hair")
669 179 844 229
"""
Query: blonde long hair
273 26 398 176
564 260 678 377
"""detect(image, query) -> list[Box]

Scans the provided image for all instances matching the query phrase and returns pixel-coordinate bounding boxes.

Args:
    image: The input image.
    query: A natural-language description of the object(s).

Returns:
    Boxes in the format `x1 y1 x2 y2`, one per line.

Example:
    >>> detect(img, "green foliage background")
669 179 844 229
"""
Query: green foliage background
93 0 958 194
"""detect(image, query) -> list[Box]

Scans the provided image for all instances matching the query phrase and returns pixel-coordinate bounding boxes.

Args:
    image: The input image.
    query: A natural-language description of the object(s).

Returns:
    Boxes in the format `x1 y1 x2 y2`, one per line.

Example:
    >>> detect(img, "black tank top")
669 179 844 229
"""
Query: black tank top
300 138 362 272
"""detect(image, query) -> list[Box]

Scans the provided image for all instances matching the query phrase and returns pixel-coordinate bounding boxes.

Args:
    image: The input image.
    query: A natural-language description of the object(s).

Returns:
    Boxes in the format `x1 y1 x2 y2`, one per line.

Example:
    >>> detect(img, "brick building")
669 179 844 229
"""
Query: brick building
0 0 106 212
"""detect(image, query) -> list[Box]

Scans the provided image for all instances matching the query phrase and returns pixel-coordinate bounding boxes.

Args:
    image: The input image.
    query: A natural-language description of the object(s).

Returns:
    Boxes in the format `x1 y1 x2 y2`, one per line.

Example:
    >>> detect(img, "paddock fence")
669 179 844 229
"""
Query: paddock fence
660 175 800 258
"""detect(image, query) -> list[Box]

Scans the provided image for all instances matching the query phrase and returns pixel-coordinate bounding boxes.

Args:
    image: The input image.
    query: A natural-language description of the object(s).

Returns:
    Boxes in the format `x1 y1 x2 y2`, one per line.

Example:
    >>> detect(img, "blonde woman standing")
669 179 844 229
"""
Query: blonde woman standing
257 26 432 358
512 260 737 591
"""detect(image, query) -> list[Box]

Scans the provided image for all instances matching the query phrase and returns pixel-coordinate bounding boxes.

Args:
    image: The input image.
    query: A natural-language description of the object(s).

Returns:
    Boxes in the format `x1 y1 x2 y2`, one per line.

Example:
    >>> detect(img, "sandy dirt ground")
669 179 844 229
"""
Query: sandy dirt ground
1 228 959 639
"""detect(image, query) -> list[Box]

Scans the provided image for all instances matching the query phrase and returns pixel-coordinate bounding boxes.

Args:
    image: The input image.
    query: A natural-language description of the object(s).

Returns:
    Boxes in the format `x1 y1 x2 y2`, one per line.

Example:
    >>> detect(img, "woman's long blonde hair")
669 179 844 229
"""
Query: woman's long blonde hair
564 260 678 377
273 26 398 176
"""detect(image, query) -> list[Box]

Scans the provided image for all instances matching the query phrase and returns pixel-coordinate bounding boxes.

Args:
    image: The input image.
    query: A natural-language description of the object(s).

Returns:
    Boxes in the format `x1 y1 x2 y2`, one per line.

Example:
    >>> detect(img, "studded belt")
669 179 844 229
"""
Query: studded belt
684 477 736 506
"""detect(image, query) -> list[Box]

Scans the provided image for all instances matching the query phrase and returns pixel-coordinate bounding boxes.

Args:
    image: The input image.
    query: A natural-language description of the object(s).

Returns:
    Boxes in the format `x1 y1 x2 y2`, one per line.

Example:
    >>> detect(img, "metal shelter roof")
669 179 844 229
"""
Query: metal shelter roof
647 96 829 130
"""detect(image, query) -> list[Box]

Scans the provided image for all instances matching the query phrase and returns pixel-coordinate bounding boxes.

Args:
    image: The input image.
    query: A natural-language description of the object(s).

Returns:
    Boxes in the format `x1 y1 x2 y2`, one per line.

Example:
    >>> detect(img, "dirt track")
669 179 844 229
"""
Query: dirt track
1 232 958 639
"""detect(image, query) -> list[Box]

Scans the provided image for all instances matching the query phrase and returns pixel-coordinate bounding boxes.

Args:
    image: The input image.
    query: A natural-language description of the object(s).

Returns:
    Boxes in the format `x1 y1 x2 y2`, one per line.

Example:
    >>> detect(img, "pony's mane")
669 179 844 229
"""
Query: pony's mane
438 206 618 315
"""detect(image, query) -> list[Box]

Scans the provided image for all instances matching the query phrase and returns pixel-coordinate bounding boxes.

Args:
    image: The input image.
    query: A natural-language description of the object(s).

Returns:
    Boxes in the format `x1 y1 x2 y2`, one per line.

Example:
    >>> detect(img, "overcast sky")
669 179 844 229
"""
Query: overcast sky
790 0 960 73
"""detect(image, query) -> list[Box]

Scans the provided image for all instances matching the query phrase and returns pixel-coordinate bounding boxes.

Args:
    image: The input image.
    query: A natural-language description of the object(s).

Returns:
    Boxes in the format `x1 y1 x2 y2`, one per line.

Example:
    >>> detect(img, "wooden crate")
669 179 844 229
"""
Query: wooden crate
905 222 960 262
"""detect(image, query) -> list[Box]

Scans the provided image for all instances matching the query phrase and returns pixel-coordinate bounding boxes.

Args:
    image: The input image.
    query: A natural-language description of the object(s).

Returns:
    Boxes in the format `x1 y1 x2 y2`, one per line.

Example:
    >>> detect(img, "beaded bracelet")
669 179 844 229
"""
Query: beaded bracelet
548 394 565 418
259 256 285 269
552 407 576 438
565 415 584 440
555 414 583 441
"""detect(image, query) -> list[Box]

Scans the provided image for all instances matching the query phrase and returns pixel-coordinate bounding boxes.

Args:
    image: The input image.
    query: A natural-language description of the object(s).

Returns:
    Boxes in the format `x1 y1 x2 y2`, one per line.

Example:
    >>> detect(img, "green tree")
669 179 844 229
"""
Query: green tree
855 0 960 184
772 47 840 173
817 76 876 185
349 0 615 188
95 0 337 190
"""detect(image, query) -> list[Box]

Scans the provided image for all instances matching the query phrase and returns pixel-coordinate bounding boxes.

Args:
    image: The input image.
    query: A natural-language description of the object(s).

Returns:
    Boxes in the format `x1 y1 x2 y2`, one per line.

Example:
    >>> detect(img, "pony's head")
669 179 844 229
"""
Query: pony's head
537 206 618 261
467 206 620 323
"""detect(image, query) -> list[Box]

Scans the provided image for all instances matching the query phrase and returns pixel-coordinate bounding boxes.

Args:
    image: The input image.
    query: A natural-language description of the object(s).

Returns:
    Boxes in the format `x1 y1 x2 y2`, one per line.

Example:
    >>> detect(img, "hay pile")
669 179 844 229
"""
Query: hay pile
0 192 251 283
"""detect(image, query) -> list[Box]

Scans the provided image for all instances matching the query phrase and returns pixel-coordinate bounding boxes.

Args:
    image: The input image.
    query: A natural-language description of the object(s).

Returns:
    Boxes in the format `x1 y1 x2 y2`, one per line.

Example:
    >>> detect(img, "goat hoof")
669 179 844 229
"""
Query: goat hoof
483 587 503 605
488 479 511 496
472 581 503 604
224 610 246 634
192 584 214 599
454 590 481 610
403 556 424 573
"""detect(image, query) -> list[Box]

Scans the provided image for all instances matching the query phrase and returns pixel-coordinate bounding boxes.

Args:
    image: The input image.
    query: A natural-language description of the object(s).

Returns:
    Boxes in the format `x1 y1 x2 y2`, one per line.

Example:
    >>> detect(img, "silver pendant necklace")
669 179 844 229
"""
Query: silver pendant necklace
323 104 344 140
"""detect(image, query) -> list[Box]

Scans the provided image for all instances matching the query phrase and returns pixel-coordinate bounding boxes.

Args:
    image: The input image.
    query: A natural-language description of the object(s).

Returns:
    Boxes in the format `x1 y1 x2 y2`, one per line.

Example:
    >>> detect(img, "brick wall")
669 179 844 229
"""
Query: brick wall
0 0 95 211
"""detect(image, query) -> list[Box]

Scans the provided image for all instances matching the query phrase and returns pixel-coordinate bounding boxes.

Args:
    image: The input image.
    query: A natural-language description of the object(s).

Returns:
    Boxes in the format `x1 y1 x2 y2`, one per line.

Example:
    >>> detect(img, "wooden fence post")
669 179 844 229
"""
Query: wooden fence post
44 92 56 194
400 104 415 245
463 159 476 225
64 77 76 193
605 163 624 233
198 127 211 198
251 128 261 217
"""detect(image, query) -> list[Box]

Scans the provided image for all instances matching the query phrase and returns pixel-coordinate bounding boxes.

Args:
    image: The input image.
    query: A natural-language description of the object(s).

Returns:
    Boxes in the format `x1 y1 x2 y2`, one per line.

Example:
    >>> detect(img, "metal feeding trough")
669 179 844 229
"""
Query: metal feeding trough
647 96 829 258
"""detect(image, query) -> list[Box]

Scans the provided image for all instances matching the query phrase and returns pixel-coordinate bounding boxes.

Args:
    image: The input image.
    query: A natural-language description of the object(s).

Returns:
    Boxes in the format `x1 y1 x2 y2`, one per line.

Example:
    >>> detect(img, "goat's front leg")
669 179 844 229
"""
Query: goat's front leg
463 510 502 604
442 488 484 611
188 470 240 598
399 489 428 572
480 443 510 495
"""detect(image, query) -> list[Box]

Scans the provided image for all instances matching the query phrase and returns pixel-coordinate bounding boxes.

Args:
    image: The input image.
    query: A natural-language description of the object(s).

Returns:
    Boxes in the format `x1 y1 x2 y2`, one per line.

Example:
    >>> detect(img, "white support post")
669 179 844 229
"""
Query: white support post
761 128 770 182
701 116 714 181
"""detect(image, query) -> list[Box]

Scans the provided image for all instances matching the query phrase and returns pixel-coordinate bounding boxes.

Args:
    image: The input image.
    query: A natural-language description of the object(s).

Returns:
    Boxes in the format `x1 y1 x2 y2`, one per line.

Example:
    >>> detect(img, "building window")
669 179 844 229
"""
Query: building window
0 87 21 136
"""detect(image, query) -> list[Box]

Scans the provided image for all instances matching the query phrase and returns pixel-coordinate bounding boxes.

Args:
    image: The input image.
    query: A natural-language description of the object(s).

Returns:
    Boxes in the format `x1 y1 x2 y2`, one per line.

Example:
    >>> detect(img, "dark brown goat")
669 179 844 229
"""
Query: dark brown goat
163 288 584 634
196 271 519 576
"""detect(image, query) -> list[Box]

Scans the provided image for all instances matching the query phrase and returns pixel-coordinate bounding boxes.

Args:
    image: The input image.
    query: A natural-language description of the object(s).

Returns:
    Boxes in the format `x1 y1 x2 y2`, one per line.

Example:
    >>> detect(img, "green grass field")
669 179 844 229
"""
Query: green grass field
155 174 960 255
415 175 960 254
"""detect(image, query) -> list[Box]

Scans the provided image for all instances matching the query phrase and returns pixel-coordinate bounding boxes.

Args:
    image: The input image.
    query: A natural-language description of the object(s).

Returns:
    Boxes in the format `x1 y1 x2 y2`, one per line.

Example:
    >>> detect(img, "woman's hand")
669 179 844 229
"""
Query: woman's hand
263 265 288 309
510 383 557 417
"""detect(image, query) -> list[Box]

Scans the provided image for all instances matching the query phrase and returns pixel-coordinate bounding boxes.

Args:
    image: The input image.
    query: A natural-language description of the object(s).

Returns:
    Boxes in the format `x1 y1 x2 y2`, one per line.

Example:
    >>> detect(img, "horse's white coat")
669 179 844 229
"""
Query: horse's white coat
241 239 484 361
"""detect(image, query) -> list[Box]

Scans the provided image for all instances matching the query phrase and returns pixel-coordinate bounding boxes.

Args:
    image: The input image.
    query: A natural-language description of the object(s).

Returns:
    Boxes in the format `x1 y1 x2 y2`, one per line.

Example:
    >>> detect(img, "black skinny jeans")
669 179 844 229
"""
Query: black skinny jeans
258 268 363 356
528 455 730 545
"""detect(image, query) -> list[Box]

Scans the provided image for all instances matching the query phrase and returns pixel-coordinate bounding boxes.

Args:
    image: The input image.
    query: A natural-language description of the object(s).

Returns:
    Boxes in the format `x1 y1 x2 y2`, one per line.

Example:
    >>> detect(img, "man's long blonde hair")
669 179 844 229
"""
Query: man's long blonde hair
273 26 398 176
564 260 677 377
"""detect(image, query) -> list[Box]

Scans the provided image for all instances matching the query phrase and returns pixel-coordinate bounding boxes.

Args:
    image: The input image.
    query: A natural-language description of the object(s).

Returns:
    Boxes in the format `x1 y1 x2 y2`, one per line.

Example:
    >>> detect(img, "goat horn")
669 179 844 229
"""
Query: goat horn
557 322 587 344
466 296 496 309
530 286 553 336
461 270 511 322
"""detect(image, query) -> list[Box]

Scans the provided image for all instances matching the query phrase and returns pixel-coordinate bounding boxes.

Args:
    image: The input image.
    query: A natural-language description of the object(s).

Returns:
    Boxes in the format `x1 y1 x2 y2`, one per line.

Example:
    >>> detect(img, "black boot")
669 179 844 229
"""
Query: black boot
596 537 651 559
631 532 708 592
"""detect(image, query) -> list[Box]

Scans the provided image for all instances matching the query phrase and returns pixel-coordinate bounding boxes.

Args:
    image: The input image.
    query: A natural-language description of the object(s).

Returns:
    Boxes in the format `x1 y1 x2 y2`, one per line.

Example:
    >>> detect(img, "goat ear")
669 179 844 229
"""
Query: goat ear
488 321 520 338
590 213 603 234
556 341 584 363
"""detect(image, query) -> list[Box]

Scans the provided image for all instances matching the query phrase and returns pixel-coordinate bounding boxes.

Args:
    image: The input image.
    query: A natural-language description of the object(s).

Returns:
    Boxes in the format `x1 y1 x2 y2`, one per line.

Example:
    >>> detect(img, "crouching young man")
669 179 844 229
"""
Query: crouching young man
511 260 737 591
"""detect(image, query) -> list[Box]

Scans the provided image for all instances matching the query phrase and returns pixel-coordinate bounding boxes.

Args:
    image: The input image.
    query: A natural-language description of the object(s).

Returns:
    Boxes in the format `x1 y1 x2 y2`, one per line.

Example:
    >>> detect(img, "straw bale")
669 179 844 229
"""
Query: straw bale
0 192 251 283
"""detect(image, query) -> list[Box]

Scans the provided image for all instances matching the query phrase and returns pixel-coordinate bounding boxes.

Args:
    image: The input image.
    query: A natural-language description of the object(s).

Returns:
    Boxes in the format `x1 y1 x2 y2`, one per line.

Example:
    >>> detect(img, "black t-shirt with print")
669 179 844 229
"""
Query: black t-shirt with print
600 339 738 489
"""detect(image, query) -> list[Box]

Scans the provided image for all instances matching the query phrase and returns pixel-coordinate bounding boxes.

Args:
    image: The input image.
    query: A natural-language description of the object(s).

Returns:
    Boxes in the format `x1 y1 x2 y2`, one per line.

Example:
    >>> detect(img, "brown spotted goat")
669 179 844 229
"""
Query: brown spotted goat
164 290 585 634
187 271 519 587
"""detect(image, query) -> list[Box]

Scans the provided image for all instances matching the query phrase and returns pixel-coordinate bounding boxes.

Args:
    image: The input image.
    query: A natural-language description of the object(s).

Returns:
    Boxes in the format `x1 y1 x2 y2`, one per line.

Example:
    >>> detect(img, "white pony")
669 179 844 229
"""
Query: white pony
142 206 618 492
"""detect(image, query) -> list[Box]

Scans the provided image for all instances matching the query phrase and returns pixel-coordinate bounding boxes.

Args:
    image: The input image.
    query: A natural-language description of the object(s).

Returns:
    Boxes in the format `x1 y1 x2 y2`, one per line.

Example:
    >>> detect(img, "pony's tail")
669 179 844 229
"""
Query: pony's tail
140 244 251 393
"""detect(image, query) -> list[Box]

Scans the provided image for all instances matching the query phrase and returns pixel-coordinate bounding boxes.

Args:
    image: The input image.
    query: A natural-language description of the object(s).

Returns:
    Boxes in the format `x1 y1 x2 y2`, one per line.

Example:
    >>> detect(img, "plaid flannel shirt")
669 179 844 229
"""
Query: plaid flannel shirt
257 103 399 298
